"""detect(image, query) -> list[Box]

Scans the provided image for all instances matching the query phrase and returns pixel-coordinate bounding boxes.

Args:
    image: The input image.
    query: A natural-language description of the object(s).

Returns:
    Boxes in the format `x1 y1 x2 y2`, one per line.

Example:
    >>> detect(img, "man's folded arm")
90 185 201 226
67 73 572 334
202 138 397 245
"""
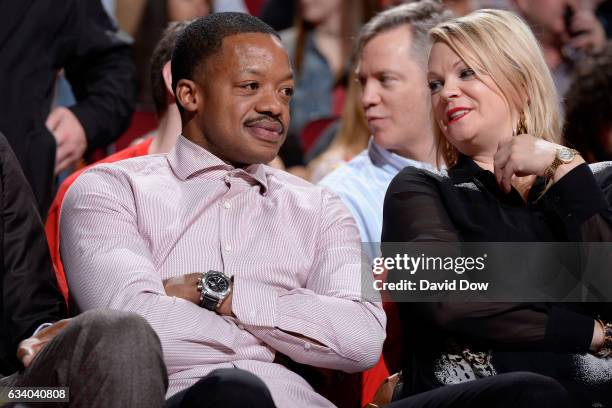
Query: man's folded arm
232 191 386 373
60 167 241 371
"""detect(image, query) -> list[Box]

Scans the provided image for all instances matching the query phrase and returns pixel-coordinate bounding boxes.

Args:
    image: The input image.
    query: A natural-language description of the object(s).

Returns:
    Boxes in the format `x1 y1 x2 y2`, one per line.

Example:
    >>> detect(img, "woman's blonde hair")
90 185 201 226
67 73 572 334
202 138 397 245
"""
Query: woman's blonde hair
428 9 562 167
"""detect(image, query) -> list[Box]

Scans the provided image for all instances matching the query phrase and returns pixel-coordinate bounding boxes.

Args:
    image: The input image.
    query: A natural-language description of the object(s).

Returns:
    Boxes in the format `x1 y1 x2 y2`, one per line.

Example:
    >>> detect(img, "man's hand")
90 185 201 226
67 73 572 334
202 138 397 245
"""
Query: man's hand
565 9 606 54
17 319 72 368
163 273 234 316
46 107 87 175
163 273 201 304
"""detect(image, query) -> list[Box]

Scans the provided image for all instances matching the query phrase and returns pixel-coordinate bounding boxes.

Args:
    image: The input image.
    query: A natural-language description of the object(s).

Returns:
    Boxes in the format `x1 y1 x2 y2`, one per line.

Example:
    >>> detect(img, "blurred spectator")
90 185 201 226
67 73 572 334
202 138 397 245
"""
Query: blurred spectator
595 0 612 37
45 21 188 302
0 0 135 217
132 0 211 112
514 0 607 96
215 0 249 12
443 0 474 15
116 0 148 37
564 42 612 162
260 0 296 31
307 66 371 183
279 0 379 171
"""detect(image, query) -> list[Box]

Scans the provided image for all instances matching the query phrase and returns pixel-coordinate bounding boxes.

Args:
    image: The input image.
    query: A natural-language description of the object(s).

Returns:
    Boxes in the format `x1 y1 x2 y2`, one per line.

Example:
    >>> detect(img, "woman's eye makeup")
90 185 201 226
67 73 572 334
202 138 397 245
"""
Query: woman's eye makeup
459 68 475 79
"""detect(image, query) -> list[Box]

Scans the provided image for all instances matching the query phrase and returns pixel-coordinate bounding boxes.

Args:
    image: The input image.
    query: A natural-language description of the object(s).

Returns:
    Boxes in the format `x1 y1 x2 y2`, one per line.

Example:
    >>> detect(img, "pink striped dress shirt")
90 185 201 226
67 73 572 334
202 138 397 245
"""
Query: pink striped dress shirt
60 135 386 407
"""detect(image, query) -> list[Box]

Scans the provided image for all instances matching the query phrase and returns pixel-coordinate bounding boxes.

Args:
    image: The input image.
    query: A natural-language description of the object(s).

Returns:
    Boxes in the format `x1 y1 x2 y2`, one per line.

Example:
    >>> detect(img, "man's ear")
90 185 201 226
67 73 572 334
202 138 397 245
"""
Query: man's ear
175 78 200 113
163 61 174 96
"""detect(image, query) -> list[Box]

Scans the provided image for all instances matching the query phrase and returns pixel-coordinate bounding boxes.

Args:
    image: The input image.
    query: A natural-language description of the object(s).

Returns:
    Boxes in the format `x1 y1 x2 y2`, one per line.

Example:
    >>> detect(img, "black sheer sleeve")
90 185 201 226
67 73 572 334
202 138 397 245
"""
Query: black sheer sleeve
382 168 459 243
382 167 593 352
545 162 612 241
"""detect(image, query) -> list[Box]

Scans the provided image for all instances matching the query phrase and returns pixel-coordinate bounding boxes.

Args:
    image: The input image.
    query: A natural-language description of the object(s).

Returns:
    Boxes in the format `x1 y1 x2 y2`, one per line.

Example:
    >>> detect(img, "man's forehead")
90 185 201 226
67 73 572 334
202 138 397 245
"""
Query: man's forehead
357 44 414 76
215 33 291 75
220 32 285 55
357 26 414 70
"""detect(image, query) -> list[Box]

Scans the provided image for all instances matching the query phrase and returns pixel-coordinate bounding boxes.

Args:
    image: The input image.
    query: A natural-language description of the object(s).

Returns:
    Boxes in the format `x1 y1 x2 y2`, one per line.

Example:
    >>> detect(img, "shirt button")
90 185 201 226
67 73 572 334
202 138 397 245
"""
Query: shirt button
304 343 311 351
223 201 231 209
225 244 232 251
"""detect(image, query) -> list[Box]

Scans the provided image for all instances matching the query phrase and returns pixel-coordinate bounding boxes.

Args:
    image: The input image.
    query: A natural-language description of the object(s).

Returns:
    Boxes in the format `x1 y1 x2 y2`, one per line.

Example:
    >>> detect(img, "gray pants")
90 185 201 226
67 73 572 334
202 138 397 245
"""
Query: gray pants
0 309 168 407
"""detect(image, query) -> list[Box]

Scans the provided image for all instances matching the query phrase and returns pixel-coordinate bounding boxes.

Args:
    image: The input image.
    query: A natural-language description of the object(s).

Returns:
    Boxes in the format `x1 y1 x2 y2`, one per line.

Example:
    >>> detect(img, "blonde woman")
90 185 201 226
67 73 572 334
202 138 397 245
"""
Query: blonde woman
382 9 612 406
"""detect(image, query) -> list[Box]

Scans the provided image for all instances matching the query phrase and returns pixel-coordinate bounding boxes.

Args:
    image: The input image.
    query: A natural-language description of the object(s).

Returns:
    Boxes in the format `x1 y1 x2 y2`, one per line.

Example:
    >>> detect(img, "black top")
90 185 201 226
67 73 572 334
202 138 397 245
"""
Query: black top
0 133 67 375
0 0 135 215
382 154 612 397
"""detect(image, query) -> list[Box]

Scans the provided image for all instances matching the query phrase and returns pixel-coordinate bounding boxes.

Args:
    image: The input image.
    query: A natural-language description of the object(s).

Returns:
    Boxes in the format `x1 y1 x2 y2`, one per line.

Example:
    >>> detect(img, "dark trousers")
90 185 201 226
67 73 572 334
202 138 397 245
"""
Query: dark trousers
0 309 168 408
388 372 570 408
165 368 276 408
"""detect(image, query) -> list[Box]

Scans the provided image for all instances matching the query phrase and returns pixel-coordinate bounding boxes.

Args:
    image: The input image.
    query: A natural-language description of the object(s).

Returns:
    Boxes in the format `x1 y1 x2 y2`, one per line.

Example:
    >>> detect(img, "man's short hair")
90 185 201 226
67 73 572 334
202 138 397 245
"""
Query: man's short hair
150 21 190 117
171 12 279 98
356 0 452 65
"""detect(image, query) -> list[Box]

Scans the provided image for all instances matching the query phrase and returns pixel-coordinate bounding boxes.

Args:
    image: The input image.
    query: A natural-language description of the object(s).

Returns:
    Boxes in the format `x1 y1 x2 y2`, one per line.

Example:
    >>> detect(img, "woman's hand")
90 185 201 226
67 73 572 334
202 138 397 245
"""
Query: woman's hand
494 134 558 193
494 134 585 193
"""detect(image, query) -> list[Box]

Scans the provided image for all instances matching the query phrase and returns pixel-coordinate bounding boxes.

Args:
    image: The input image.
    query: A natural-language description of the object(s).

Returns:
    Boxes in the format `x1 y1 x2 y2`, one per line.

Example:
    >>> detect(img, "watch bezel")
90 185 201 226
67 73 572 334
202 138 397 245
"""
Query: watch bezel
557 148 575 163
202 270 231 298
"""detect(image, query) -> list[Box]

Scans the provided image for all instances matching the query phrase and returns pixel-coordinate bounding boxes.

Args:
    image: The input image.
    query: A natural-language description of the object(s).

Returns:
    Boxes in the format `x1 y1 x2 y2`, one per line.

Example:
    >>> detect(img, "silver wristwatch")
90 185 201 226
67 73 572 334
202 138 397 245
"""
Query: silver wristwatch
196 270 232 311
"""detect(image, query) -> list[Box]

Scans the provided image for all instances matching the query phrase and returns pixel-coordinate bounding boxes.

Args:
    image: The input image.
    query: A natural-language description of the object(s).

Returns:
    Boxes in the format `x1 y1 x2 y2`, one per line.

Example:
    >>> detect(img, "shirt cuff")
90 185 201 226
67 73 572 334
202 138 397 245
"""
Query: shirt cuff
546 163 608 223
232 278 280 328
32 322 55 337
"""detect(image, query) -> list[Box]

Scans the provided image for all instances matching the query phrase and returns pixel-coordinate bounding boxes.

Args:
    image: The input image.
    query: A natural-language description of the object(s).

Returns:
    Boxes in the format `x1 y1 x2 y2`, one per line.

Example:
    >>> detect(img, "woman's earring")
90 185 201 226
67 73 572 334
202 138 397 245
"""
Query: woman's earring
514 115 527 136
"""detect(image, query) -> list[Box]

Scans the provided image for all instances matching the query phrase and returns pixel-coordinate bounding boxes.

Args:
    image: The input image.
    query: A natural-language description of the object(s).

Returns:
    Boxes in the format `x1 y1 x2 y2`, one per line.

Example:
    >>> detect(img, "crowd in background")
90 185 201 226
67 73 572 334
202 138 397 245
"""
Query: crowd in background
38 0 612 194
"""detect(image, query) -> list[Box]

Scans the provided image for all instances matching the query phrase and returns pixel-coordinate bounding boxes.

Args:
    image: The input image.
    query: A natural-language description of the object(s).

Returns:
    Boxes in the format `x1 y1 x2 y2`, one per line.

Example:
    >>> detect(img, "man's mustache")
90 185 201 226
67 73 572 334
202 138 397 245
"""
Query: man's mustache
244 116 285 134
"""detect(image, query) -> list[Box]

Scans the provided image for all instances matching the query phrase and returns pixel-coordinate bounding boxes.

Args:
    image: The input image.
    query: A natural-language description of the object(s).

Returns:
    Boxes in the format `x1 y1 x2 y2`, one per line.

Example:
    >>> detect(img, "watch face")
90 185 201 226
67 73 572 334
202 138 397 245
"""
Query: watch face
204 272 230 295
558 148 574 162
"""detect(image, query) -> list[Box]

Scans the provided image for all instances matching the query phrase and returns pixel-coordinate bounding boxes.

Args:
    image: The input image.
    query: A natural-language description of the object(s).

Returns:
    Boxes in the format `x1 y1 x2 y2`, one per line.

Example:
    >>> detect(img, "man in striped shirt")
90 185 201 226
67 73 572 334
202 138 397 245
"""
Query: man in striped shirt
60 13 386 408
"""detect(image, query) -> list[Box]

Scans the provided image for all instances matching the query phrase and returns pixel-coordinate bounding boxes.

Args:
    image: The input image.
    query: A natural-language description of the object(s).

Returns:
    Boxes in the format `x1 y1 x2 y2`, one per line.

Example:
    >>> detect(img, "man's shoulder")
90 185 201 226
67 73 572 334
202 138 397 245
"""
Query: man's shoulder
69 154 169 193
319 149 371 182
90 153 166 173
319 149 386 195
389 165 446 195
269 166 318 190
268 166 341 206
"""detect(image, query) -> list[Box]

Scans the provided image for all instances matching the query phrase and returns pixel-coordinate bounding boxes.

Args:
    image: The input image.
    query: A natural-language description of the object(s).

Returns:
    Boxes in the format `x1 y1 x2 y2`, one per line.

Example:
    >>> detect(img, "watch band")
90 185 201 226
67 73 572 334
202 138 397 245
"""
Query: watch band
201 292 220 311
545 148 579 180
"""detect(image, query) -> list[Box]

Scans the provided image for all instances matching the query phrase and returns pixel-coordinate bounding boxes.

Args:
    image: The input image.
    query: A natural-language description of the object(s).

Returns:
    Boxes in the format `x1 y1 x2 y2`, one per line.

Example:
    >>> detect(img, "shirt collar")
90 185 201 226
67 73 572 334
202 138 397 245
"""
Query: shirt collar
448 154 487 184
367 137 439 173
167 135 269 193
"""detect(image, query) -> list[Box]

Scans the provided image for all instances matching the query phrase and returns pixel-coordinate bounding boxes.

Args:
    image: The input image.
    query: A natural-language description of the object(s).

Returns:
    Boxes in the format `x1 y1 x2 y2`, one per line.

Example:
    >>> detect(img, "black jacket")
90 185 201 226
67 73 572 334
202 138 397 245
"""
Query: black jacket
0 0 135 216
0 133 66 375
